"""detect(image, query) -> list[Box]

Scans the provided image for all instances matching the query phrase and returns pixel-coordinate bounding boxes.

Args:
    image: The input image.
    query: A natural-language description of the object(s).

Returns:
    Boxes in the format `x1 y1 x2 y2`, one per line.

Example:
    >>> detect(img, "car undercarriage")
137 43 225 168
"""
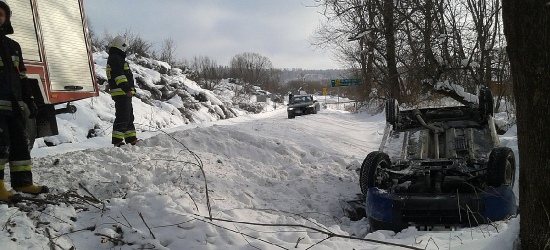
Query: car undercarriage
356 88 517 232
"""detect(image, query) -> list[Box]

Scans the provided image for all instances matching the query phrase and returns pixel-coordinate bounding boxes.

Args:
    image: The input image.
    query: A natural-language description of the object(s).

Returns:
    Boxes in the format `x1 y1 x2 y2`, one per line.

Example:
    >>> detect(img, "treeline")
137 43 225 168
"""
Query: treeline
312 0 514 111
88 0 517 113
88 28 348 99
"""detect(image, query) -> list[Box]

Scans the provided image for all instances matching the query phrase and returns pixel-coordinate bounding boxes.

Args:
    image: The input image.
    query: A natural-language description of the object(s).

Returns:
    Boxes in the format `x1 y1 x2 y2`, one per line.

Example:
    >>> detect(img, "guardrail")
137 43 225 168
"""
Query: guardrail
322 101 358 112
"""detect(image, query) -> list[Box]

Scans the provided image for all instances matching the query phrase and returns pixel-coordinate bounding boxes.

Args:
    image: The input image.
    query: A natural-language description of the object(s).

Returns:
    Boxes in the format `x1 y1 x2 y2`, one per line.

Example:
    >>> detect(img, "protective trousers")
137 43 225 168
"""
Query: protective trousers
0 113 34 187
112 95 136 145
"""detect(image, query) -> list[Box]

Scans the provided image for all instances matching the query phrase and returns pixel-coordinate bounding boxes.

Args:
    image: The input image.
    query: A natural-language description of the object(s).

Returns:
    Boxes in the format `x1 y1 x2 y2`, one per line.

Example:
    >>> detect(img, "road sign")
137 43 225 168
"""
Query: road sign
322 87 327 96
331 78 362 87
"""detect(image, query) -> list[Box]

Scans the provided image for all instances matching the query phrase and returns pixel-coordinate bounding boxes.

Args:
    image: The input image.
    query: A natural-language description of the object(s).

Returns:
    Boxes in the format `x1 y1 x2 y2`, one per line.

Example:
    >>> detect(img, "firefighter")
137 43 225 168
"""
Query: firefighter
0 1 49 201
288 92 294 103
107 36 138 147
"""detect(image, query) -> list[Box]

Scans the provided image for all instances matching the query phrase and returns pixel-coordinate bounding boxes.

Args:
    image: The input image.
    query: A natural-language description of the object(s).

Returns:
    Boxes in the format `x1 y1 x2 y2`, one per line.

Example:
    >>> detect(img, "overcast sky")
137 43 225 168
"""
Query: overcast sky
83 1 340 70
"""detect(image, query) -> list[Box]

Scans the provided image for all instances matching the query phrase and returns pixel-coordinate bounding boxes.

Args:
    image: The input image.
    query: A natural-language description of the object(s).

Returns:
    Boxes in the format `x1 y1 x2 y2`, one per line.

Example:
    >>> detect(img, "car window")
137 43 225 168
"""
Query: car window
291 96 313 103
291 96 305 103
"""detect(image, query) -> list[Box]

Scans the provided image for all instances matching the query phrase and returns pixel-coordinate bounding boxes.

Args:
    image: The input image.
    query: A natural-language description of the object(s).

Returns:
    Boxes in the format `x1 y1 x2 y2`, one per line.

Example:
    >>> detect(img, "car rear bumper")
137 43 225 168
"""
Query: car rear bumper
365 186 517 230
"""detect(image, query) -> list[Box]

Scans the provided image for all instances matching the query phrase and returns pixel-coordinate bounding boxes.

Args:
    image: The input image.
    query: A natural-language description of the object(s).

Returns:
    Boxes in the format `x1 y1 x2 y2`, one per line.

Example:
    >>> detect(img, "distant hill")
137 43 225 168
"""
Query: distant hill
280 68 350 84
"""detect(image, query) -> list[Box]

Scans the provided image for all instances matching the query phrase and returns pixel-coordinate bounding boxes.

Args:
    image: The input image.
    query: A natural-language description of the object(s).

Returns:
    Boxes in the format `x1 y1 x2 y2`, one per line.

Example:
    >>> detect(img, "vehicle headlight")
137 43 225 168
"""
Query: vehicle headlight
308 104 315 108
287 107 294 110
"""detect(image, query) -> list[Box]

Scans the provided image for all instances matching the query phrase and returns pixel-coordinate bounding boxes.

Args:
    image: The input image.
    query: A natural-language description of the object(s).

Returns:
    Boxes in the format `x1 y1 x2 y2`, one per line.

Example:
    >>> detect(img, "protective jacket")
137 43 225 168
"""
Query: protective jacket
107 46 137 145
107 47 135 97
0 33 30 115
0 1 39 190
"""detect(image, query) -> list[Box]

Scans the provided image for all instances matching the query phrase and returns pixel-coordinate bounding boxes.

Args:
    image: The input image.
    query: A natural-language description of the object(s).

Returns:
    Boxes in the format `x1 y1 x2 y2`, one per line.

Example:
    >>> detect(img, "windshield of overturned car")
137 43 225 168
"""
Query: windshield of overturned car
290 96 312 104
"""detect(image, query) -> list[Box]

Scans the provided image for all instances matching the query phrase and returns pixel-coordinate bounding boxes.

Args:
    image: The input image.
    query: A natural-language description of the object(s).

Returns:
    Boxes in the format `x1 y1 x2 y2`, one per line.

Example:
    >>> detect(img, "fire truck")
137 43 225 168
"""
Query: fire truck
8 0 98 145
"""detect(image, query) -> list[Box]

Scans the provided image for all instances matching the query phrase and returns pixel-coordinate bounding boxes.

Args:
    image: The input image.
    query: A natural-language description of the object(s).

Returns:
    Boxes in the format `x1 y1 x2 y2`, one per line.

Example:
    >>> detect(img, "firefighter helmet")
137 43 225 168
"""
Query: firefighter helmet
0 0 14 34
111 36 129 52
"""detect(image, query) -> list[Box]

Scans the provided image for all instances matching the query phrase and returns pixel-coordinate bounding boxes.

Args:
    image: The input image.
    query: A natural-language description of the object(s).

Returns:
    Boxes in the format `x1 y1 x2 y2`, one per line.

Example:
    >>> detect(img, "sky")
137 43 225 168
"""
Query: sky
83 0 340 70
0 51 521 249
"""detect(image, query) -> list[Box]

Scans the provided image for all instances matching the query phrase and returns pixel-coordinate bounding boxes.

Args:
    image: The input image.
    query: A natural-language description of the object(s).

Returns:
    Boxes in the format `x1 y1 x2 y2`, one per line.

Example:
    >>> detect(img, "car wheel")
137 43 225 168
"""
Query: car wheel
288 114 295 119
478 87 493 119
487 147 515 187
385 99 399 128
359 151 391 195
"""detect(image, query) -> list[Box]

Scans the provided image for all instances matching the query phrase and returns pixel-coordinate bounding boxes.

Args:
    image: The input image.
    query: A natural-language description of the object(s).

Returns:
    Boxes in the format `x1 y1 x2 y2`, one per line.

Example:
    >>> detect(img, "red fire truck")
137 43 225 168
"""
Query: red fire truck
9 0 98 144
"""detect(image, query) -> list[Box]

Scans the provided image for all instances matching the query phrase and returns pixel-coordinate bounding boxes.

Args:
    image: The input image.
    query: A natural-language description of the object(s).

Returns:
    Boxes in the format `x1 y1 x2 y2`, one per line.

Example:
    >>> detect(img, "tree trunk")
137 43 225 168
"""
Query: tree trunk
423 0 438 79
357 1 370 101
383 0 400 99
502 1 550 249
365 0 376 100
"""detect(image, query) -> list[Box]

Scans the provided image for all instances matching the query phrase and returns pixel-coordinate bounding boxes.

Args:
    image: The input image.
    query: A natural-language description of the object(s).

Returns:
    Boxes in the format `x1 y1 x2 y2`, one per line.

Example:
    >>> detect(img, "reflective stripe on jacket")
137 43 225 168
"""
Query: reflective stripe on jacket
0 35 28 115
0 100 26 112
106 47 135 97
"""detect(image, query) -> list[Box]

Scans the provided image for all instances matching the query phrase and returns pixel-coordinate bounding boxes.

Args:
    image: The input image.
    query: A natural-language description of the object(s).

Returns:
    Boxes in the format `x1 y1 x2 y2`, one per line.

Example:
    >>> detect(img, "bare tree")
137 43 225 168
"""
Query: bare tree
313 0 381 102
86 18 102 52
381 0 400 99
102 30 155 58
160 37 177 65
502 1 550 249
313 0 513 107
229 52 274 91
264 68 283 93
188 56 224 91
99 29 114 52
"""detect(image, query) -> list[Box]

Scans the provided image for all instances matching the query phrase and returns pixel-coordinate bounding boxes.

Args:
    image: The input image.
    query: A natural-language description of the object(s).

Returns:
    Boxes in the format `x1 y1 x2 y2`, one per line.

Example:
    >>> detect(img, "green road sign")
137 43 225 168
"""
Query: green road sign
331 78 362 87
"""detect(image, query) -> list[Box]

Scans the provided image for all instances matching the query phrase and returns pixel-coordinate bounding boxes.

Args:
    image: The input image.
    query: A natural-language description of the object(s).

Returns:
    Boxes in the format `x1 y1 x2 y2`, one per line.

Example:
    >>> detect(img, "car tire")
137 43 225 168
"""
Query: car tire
359 151 391 195
288 114 295 119
385 99 399 128
487 147 515 187
478 87 493 119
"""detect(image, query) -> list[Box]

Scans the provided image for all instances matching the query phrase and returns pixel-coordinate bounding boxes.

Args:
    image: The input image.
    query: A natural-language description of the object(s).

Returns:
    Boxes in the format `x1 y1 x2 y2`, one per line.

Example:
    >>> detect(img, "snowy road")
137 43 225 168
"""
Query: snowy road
2 108 518 250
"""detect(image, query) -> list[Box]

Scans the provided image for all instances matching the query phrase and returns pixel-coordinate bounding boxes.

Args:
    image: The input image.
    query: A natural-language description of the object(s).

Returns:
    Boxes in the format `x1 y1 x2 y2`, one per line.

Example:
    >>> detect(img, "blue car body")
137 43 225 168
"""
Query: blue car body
366 186 517 231
360 99 518 232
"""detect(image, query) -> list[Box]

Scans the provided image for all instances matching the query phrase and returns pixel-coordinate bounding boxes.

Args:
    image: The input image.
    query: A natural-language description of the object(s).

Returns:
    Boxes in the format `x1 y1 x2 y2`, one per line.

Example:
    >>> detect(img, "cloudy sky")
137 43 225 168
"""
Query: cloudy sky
83 0 340 70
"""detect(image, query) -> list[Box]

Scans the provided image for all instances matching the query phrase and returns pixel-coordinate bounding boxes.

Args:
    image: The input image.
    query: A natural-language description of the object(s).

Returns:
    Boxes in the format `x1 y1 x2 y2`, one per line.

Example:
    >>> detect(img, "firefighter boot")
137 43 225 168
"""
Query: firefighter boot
14 184 49 195
0 180 14 202
129 139 142 145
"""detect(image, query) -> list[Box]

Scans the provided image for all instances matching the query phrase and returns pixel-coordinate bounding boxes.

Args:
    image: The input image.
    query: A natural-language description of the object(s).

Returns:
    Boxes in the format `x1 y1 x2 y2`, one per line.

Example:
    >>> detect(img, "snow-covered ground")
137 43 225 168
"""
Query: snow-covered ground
0 103 519 249
0 47 520 249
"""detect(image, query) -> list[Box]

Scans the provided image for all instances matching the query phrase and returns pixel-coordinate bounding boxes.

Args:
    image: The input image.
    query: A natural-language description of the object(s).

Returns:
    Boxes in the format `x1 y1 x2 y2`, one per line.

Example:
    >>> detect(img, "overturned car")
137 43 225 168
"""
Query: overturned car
360 88 517 232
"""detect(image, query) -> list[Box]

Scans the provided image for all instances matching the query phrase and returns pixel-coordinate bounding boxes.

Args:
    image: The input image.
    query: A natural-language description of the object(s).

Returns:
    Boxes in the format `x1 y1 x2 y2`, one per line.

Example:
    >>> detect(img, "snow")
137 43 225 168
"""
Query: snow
433 80 478 104
2 108 520 249
0 58 520 250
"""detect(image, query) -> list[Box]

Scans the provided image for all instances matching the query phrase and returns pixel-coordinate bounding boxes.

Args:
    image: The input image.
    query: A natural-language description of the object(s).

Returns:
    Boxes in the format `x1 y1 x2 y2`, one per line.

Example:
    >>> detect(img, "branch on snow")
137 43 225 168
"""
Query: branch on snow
139 212 157 240
192 213 424 250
